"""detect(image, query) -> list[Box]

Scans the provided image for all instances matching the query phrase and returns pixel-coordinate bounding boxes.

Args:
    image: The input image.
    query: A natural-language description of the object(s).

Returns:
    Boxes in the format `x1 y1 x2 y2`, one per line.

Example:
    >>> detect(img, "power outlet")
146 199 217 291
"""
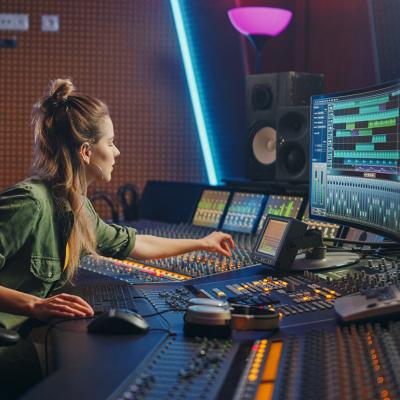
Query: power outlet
41 15 59 32
0 14 29 31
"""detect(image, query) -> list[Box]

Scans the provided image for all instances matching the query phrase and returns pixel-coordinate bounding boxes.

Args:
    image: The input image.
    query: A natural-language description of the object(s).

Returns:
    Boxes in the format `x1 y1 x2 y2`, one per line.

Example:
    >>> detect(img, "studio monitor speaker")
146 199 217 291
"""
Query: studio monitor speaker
246 72 323 182
275 106 310 183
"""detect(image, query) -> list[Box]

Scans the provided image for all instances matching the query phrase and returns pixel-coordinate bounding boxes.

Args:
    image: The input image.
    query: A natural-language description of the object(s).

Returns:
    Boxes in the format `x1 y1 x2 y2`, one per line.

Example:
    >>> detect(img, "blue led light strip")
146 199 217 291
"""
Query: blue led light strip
169 0 218 185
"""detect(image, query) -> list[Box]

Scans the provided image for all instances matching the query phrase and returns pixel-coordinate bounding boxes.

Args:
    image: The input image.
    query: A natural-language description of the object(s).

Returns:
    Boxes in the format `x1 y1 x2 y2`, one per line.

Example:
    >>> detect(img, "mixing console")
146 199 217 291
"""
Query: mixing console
109 336 238 400
80 255 190 283
82 221 257 280
100 254 400 400
234 322 400 400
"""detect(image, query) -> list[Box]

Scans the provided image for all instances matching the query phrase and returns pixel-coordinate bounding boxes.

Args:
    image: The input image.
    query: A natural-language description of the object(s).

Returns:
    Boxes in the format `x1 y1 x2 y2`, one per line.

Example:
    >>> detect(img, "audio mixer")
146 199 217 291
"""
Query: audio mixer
76 253 400 400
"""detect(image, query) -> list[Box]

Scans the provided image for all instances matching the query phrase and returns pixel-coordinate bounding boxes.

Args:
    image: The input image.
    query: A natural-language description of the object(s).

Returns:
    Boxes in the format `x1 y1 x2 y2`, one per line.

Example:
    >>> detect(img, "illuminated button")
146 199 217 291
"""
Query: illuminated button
248 374 258 381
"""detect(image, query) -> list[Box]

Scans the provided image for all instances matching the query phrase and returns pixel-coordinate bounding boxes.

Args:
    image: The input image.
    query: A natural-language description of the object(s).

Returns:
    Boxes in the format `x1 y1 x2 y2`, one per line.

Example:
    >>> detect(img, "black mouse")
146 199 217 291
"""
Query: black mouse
87 309 149 335
0 327 20 345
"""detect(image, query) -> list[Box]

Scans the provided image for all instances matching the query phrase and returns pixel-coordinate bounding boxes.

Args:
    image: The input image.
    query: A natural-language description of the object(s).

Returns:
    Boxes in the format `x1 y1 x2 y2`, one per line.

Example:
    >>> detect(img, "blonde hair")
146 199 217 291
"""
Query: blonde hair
32 78 109 280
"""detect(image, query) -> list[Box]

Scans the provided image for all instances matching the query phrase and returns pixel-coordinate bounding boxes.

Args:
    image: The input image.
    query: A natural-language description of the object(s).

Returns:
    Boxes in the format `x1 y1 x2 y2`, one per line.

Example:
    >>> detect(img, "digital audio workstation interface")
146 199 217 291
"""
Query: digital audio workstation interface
310 80 400 239
191 190 230 228
221 192 265 233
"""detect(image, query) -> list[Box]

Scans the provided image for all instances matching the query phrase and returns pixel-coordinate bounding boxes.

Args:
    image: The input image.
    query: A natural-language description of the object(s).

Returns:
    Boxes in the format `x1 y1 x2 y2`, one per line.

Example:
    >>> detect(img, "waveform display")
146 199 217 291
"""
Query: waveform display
192 190 230 228
326 176 400 237
334 150 400 159
257 195 303 232
222 192 265 233
332 109 398 124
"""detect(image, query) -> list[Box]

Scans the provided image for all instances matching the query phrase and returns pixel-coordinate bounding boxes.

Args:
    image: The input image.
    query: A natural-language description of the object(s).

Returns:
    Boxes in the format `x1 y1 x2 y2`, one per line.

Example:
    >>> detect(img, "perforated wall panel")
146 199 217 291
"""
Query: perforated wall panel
0 0 207 218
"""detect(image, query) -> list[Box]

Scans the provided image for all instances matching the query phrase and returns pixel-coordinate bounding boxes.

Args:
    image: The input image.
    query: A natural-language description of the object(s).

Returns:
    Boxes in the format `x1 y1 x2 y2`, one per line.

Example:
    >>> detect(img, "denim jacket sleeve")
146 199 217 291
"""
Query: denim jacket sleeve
0 187 40 270
84 198 136 259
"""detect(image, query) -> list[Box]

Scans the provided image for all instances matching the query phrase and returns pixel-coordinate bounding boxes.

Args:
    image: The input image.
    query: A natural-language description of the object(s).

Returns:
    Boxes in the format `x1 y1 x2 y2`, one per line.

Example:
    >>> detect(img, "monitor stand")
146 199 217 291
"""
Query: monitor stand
291 251 360 271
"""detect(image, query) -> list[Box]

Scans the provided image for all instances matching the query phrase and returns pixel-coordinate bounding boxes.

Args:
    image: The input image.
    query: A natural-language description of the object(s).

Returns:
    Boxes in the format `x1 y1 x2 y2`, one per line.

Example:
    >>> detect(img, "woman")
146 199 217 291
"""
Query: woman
0 78 234 329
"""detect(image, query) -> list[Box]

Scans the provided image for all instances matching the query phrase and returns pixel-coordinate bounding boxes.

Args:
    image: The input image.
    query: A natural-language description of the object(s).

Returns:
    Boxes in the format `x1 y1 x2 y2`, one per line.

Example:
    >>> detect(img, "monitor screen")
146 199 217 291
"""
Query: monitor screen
257 195 303 233
192 190 230 228
256 218 289 258
221 192 265 233
310 80 400 241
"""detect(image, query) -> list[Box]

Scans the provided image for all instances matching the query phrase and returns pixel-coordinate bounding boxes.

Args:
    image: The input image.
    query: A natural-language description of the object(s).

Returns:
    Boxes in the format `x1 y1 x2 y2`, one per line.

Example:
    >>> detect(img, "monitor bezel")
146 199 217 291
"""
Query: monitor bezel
309 79 400 242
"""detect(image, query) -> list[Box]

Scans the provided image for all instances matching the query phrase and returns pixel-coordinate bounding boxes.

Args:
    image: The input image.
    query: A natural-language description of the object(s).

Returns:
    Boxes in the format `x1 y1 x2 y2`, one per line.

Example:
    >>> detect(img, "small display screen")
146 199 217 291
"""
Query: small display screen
257 219 289 258
257 195 303 232
192 190 230 228
222 192 265 233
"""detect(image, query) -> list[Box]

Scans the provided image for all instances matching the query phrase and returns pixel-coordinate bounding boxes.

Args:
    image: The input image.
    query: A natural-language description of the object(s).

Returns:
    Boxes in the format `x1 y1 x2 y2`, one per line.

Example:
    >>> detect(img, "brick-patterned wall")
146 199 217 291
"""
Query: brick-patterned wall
0 0 207 218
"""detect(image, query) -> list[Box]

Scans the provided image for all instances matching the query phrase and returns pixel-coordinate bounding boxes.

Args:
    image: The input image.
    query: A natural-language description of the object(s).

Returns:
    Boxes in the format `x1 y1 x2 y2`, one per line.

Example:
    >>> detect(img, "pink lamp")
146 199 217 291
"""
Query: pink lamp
228 7 293 73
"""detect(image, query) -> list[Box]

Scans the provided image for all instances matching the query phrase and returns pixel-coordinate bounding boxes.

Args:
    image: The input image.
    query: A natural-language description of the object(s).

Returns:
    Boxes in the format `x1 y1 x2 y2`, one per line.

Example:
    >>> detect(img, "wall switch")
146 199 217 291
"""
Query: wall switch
41 15 59 32
0 14 29 31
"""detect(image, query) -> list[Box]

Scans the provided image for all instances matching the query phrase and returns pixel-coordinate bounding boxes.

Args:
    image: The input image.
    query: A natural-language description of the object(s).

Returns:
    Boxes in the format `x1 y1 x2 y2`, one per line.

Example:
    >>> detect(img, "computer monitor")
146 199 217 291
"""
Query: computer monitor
192 190 230 228
257 195 303 233
221 192 265 233
310 79 400 242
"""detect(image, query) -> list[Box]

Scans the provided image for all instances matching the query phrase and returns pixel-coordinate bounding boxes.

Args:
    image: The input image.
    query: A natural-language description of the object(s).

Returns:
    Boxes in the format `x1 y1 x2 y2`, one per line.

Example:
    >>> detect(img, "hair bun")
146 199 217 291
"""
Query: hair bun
49 78 75 102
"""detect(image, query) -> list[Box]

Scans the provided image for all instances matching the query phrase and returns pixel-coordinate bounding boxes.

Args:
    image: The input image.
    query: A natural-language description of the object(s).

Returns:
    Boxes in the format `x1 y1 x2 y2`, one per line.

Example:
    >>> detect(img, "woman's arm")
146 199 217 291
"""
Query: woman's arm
130 231 235 260
0 285 94 321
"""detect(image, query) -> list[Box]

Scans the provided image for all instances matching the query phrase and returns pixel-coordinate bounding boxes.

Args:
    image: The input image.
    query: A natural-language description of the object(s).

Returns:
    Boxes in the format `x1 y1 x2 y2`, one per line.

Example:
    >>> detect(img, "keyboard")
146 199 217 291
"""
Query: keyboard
80 282 138 313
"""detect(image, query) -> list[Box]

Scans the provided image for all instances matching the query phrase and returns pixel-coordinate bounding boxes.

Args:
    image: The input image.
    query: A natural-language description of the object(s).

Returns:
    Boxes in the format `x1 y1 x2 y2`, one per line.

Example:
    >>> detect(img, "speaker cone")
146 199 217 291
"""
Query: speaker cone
278 142 306 175
252 126 277 165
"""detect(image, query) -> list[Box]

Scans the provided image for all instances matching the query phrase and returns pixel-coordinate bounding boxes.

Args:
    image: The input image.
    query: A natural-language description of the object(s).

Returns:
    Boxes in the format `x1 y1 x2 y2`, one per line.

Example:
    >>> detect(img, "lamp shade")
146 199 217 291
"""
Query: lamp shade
228 6 292 37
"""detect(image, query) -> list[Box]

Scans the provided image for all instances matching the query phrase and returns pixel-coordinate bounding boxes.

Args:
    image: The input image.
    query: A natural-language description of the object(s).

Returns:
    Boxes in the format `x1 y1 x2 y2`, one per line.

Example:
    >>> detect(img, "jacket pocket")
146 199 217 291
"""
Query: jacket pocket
30 257 62 283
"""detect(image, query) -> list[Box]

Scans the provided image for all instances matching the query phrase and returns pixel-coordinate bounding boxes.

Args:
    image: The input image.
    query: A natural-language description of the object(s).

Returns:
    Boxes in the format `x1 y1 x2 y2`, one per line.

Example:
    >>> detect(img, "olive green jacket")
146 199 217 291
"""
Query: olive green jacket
0 178 136 329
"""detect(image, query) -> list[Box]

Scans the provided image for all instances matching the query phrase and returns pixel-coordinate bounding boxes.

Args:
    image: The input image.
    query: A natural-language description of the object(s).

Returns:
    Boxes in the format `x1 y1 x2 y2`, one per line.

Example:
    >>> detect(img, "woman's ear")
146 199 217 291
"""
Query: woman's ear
79 142 92 165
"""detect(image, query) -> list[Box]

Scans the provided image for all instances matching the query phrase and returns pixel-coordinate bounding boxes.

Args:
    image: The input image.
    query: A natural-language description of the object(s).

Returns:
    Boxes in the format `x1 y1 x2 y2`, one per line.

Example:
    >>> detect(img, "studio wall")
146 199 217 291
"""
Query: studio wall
237 0 376 92
0 1 209 218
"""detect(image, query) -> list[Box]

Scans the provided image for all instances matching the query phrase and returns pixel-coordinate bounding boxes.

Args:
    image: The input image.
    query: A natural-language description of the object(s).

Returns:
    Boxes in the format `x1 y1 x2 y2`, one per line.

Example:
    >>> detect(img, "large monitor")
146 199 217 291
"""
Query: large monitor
310 80 400 242
192 190 230 228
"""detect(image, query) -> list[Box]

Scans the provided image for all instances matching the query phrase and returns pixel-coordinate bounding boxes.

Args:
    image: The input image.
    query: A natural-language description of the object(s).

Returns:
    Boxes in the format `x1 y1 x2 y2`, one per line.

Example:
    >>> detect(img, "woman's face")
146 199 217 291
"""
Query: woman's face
86 116 120 183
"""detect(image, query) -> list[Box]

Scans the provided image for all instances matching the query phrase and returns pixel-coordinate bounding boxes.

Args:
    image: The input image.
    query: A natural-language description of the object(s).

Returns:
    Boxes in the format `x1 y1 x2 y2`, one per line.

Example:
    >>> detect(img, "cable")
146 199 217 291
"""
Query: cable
90 192 119 223
142 309 184 318
132 295 175 335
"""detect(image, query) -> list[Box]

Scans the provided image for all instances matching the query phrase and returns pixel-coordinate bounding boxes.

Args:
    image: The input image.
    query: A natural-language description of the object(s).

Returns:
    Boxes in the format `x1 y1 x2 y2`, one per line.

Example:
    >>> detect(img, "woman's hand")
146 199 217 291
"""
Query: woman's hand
201 231 235 257
30 293 94 321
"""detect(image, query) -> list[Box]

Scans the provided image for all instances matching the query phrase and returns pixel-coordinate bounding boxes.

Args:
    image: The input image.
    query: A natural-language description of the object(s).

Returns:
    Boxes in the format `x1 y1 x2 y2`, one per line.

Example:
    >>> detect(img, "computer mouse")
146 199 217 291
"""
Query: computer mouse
0 327 20 345
87 309 149 335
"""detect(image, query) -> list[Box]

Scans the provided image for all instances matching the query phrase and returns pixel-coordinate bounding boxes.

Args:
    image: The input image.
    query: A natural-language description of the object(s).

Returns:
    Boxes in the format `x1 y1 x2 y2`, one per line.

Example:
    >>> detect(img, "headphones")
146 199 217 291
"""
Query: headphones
183 298 280 338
